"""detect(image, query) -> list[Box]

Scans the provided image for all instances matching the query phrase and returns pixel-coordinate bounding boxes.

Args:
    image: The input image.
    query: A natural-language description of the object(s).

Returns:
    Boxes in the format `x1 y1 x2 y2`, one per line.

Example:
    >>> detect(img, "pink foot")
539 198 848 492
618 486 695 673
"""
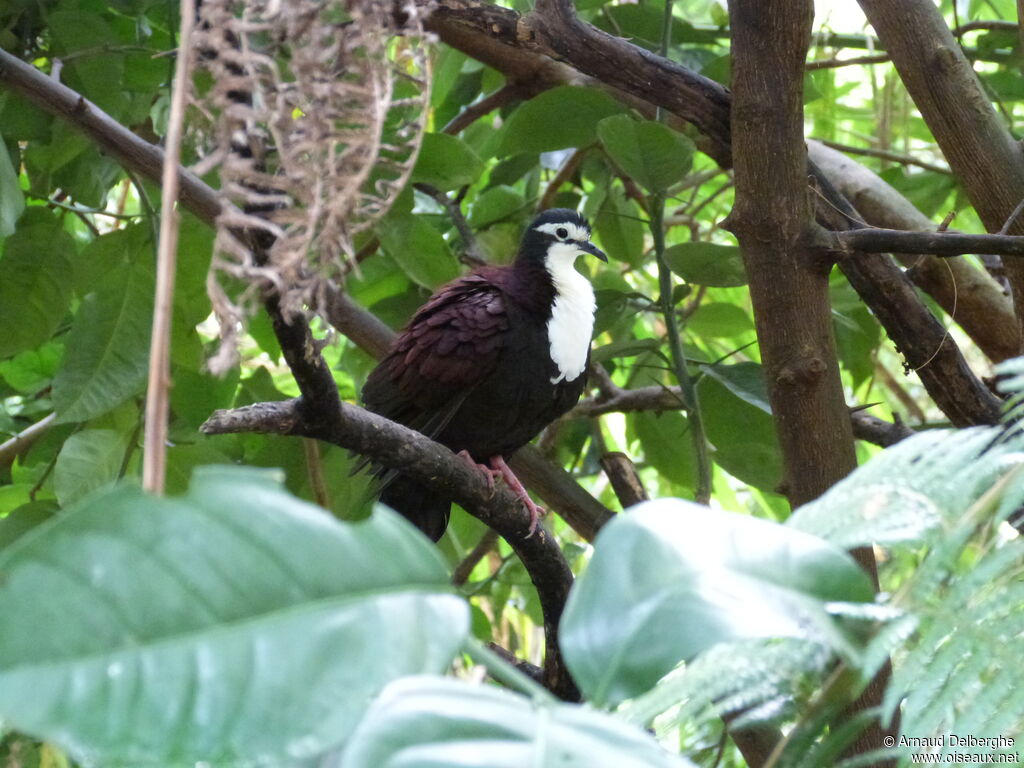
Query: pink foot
488 455 546 537
458 450 500 495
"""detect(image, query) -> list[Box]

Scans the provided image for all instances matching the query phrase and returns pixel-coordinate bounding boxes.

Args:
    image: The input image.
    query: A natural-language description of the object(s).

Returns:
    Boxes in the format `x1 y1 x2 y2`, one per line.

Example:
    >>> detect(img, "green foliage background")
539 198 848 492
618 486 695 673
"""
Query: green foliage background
1 0 1024 765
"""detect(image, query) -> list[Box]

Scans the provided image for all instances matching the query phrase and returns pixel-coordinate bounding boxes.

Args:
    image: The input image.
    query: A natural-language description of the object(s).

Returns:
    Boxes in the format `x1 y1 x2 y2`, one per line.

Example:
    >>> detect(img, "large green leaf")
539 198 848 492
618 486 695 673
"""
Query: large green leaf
498 86 626 156
51 262 154 424
686 302 754 339
52 428 125 507
0 467 467 766
663 242 747 287
72 224 150 297
596 115 694 193
631 409 696 489
468 185 526 228
0 218 74 360
593 187 645 266
560 500 875 707
343 676 695 768
697 363 782 491
379 214 461 289
411 133 485 191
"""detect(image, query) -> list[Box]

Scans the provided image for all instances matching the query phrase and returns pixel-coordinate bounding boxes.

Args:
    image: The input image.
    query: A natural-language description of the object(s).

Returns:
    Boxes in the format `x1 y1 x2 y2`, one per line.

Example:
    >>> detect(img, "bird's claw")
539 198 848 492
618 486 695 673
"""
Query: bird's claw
488 455 545 538
458 450 500 497
522 497 546 539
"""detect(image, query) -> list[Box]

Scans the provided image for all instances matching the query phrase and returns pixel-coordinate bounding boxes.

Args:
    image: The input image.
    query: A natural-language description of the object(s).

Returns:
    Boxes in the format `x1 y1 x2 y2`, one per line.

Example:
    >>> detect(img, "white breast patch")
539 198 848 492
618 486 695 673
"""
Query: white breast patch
545 242 596 384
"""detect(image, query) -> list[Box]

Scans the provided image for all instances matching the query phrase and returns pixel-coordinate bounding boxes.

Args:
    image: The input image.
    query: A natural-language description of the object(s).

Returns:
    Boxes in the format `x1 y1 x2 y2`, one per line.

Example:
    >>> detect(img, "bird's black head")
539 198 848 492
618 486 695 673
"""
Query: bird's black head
517 208 608 269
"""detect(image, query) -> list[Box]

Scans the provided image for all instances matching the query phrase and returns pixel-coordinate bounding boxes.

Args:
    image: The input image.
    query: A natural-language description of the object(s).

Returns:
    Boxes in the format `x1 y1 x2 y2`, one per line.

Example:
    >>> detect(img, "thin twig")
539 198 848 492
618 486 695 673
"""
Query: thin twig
648 0 711 504
537 148 586 211
951 20 1018 36
812 137 950 175
24 192 144 219
805 53 890 70
0 413 56 469
442 84 521 135
998 196 1024 235
452 528 500 586
142 0 194 494
414 182 485 265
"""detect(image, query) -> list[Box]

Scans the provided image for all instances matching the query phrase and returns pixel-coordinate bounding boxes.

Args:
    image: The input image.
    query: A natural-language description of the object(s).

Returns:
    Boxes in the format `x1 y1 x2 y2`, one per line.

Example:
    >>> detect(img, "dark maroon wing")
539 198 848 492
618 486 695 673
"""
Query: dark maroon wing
362 273 509 436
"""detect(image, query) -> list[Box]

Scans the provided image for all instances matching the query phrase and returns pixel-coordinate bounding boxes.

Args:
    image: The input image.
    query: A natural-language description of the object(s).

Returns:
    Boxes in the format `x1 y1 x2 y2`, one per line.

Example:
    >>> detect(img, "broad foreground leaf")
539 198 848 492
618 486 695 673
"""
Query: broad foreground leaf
343 676 696 768
0 466 468 766
560 499 875 707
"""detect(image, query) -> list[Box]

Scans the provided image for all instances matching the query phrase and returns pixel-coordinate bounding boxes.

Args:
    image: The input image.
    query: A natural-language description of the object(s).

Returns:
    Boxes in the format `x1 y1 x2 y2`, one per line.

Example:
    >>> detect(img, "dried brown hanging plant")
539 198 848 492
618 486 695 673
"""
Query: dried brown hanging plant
191 0 431 371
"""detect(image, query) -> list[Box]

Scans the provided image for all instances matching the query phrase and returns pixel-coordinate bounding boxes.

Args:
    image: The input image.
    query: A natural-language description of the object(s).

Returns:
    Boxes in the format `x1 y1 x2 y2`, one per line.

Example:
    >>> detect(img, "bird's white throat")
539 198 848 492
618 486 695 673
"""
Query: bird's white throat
545 243 596 384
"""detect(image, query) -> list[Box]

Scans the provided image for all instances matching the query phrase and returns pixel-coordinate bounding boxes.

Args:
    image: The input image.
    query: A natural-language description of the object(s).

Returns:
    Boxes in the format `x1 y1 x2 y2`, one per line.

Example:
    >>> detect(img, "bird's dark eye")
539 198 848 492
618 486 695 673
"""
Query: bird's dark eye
555 227 569 239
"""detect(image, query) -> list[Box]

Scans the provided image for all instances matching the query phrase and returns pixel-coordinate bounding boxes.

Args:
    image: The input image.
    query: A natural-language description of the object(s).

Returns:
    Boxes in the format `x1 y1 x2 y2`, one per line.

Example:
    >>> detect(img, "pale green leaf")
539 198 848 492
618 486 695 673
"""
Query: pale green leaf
412 133 485 191
596 115 694 192
498 86 625 156
52 262 154 423
663 242 747 287
0 467 467 766
53 428 125 507
344 677 695 768
0 219 74 360
560 500 874 707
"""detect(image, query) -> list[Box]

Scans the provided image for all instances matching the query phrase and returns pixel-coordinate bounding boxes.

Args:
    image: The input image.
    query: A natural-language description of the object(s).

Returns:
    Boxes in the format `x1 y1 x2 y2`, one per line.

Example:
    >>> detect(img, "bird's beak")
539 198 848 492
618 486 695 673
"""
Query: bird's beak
579 241 608 262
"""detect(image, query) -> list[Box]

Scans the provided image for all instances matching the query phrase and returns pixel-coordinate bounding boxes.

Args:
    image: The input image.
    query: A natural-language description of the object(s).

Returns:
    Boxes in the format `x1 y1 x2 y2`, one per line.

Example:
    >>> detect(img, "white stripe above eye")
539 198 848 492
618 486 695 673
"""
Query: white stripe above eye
534 221 590 242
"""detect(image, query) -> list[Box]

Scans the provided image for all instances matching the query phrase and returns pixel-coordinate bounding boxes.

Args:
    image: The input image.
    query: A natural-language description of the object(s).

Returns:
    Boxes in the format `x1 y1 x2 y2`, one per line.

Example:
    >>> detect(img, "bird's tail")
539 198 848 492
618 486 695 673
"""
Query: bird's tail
379 474 451 542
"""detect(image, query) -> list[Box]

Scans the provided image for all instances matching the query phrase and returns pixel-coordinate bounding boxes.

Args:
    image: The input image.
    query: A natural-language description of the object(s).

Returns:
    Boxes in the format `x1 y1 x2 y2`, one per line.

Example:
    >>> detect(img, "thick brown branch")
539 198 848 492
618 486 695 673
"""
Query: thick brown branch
810 171 1004 428
425 0 732 163
599 452 648 509
835 228 1024 258
0 48 221 226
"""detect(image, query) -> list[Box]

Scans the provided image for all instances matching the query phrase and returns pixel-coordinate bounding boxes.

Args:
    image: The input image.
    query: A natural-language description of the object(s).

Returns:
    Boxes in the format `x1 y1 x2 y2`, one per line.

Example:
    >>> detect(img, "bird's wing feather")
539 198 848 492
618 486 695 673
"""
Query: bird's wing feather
362 273 510 431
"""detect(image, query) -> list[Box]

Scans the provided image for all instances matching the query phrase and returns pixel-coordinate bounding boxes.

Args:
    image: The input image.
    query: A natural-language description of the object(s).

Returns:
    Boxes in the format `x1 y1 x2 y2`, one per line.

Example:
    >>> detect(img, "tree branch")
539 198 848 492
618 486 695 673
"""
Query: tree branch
201 397 579 699
421 0 1000 432
599 452 648 508
857 0 1024 353
0 413 56 469
810 137 950 175
834 228 1024 258
808 139 1019 363
0 48 221 226
442 84 522 135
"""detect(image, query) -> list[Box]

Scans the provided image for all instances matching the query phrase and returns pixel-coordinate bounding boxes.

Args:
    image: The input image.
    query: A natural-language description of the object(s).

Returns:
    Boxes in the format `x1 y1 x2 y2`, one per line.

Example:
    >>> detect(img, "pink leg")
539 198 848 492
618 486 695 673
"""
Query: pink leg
488 455 546 537
458 450 499 494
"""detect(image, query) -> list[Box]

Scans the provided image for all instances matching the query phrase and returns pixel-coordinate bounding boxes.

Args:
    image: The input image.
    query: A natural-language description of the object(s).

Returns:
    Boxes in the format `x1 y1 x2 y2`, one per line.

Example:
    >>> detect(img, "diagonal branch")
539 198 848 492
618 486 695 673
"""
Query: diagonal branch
200 397 578 699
